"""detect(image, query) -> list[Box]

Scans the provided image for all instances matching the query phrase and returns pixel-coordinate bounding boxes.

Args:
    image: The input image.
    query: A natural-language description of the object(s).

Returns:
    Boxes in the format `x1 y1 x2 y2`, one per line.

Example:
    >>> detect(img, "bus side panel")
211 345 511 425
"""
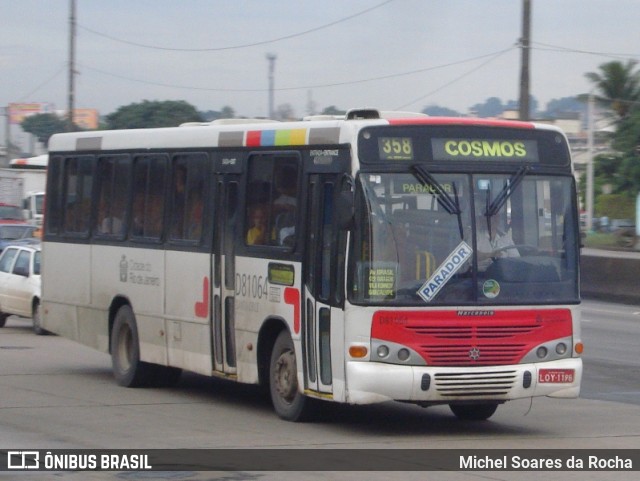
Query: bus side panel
91 245 166 365
164 250 213 375
42 242 94 346
234 256 302 385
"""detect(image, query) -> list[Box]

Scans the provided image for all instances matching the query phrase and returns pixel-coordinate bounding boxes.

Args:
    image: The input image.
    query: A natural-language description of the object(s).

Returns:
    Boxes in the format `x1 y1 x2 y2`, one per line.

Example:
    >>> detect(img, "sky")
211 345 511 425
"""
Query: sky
1 0 639 139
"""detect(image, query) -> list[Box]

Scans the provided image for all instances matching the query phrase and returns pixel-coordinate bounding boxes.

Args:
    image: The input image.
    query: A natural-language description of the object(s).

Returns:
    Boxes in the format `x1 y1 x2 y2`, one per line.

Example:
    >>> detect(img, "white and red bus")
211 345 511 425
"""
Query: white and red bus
42 109 582 421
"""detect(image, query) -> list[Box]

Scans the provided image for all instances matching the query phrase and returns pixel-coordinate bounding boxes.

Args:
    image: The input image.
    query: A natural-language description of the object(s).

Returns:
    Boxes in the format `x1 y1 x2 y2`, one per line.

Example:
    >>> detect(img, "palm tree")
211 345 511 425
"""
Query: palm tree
585 60 640 119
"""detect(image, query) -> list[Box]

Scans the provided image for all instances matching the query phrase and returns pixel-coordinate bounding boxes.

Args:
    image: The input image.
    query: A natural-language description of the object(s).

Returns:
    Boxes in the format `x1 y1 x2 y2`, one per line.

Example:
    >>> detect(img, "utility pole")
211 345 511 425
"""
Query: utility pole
586 92 595 231
518 0 531 120
266 53 276 119
68 0 76 131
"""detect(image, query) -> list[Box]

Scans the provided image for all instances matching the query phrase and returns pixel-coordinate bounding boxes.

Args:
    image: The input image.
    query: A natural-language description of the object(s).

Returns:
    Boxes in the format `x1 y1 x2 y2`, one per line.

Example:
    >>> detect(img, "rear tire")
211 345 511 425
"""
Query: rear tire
32 301 48 335
110 305 154 387
269 330 312 421
449 402 498 421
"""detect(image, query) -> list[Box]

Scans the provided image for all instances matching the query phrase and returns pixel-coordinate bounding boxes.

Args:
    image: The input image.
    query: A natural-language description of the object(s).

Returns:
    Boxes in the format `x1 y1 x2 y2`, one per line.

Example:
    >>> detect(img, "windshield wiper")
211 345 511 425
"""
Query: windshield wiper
485 165 529 217
411 165 464 239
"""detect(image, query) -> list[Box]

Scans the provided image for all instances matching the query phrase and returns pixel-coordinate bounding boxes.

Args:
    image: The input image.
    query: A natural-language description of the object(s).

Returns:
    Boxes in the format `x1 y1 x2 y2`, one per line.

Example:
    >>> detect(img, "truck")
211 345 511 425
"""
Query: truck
0 155 48 226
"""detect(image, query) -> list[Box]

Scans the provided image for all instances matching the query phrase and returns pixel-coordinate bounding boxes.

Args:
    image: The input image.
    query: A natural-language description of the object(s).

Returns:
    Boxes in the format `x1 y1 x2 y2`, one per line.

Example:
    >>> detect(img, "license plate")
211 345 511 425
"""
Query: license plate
538 368 574 383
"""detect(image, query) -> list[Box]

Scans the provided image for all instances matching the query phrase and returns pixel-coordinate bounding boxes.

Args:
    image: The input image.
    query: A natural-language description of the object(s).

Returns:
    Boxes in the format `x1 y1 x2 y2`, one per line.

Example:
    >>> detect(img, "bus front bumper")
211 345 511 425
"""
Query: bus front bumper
344 358 582 405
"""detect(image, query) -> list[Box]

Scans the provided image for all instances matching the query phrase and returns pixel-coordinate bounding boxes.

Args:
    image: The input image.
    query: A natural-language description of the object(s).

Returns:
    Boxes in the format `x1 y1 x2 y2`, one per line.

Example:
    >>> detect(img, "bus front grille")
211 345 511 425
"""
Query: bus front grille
420 343 527 365
434 370 517 397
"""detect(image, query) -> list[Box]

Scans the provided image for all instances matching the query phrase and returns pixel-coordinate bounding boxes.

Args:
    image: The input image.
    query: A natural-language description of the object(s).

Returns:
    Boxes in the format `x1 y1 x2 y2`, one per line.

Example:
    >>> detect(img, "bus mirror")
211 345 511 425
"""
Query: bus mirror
336 191 354 230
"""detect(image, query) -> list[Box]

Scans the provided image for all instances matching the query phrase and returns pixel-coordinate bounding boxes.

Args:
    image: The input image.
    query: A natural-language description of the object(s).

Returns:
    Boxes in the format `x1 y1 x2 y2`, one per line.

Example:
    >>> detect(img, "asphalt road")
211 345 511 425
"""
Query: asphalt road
0 300 638 481
580 299 640 405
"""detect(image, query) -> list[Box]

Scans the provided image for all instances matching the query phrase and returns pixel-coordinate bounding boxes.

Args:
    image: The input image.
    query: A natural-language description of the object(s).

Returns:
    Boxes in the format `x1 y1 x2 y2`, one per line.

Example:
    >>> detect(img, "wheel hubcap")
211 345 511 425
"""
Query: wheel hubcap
274 350 297 402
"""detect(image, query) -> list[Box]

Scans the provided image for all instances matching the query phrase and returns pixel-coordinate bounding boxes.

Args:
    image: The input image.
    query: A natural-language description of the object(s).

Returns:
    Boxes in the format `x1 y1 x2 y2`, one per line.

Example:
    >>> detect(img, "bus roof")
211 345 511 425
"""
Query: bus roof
47 109 564 153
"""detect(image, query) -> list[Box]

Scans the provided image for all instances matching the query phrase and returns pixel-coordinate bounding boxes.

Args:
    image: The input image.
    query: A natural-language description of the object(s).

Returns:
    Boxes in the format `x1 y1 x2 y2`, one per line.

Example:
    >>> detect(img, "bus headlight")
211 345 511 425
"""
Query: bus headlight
521 336 574 363
397 348 410 362
370 339 427 366
376 345 390 358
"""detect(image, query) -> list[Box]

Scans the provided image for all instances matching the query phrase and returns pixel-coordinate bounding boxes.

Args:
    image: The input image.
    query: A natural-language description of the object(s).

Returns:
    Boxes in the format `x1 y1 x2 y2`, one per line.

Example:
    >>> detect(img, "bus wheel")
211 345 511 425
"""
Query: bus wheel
449 403 498 421
32 301 48 335
269 330 310 421
111 305 153 387
0 313 8 328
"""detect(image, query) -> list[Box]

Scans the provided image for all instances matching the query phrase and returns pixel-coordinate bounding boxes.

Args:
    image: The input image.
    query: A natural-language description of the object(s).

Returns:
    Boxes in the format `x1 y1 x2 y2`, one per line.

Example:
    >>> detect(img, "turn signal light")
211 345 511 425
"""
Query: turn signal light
349 345 368 358
574 342 584 355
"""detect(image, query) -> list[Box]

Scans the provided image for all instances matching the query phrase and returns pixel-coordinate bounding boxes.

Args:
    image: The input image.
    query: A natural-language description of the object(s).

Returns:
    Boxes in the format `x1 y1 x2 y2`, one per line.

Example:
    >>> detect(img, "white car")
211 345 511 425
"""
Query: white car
0 244 43 334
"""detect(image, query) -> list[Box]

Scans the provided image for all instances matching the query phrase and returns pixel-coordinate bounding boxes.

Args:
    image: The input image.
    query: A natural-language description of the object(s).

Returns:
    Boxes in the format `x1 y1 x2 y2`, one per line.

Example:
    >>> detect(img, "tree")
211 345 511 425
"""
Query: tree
201 106 235 122
422 105 461 117
20 113 68 146
105 100 202 129
274 103 296 121
541 96 585 119
470 97 504 117
321 106 346 116
585 60 640 119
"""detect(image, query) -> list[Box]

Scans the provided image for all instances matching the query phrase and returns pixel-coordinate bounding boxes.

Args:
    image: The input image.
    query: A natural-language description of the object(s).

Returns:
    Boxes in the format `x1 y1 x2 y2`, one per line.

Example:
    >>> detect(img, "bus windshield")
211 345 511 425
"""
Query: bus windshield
349 171 579 306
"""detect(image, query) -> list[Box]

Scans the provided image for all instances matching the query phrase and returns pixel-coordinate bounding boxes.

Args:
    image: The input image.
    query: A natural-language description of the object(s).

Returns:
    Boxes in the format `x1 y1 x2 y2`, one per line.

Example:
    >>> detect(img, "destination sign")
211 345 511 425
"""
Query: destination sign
378 137 414 161
432 139 539 162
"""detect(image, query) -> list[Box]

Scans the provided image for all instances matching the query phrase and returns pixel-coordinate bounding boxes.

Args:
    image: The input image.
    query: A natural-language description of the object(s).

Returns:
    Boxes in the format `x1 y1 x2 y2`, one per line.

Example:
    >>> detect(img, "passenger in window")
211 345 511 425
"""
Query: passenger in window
171 166 187 238
273 165 297 212
273 166 297 245
246 205 268 245
476 213 519 269
146 195 164 238
131 194 145 236
187 192 203 240
97 196 123 236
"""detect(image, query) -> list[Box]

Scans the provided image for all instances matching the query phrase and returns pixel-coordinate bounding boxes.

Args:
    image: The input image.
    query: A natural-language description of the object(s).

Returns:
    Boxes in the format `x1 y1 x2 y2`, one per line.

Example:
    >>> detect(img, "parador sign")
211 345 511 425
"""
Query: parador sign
418 241 473 302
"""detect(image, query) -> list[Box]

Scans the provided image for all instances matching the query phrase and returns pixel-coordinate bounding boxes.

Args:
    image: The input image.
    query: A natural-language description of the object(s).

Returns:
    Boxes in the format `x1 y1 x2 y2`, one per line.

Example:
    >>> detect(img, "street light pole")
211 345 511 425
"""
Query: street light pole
67 0 76 131
518 0 531 120
266 53 276 119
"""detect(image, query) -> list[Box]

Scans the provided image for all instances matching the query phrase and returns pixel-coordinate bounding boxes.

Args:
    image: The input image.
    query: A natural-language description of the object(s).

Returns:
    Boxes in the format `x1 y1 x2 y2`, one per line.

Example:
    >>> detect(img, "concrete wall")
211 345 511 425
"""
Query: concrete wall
581 251 640 305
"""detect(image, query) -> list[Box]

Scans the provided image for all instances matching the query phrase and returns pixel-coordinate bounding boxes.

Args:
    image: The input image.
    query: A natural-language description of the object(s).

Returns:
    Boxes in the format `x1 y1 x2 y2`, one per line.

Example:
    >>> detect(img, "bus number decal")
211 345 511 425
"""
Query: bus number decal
236 273 269 299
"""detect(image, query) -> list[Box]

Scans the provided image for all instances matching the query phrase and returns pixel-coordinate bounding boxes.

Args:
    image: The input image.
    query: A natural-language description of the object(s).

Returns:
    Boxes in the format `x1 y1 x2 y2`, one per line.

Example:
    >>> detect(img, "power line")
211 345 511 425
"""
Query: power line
531 41 640 62
77 0 394 52
18 64 67 102
394 46 516 110
78 47 516 93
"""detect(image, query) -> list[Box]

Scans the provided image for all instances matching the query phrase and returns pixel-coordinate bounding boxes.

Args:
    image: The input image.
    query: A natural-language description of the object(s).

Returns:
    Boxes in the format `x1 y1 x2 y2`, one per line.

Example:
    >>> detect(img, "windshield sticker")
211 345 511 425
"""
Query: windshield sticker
417 241 473 303
482 279 501 299
366 263 398 299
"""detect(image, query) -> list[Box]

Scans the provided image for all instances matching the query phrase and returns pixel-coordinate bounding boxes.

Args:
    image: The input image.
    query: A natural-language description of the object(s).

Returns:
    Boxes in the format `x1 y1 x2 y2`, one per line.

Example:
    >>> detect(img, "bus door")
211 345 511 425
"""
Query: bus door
212 176 238 375
303 174 345 396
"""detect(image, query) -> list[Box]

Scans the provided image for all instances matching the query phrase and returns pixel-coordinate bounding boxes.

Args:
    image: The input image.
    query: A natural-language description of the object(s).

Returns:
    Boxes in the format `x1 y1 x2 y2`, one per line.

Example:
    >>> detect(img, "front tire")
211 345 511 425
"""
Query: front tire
449 402 499 421
269 330 311 421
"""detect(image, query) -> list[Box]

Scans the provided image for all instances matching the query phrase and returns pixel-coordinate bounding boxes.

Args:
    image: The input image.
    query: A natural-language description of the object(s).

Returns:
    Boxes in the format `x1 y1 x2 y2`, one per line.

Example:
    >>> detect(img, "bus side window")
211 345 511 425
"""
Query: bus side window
62 156 94 236
273 164 298 246
131 154 167 241
169 154 207 242
95 155 129 238
244 154 299 249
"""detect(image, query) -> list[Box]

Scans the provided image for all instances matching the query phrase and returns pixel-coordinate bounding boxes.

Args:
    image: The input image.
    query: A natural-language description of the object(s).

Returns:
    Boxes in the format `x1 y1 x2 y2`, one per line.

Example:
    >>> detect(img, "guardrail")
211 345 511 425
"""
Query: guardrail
581 248 640 305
